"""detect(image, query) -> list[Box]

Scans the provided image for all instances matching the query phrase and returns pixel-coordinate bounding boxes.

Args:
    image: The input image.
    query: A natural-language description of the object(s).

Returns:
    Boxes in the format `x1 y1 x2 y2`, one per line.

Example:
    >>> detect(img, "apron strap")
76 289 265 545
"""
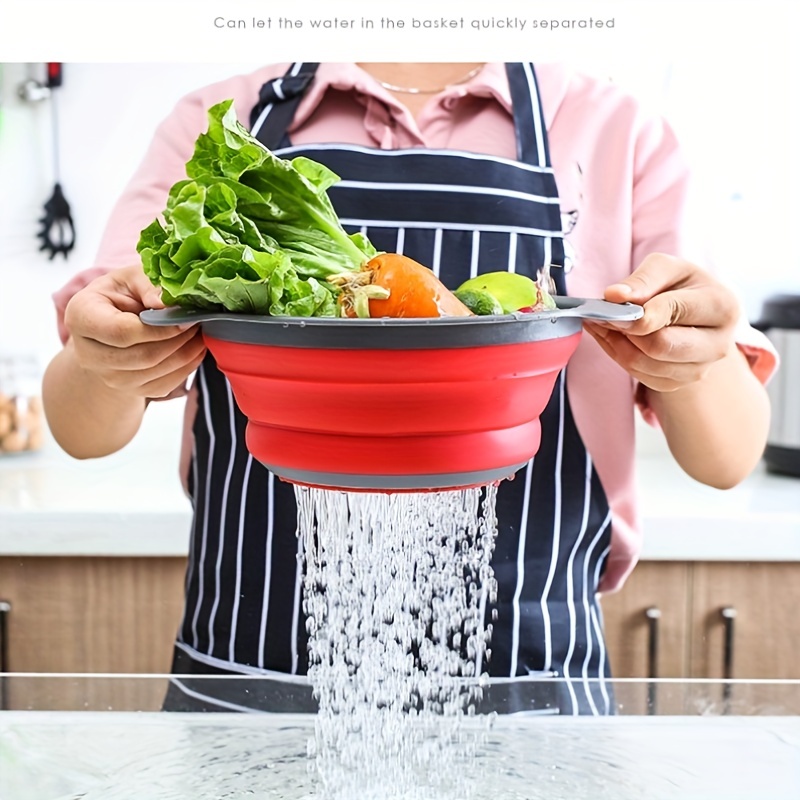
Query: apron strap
505 62 566 294
250 62 320 147
505 63 552 169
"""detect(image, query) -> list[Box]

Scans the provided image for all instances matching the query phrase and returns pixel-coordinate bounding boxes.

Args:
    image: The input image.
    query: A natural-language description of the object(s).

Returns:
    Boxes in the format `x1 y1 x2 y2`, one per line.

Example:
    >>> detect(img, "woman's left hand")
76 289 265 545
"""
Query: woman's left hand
583 253 741 392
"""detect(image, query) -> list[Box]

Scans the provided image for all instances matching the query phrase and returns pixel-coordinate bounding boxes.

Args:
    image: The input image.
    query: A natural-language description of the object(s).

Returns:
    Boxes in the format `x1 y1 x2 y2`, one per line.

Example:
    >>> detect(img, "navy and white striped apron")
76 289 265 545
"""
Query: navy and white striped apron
166 63 614 716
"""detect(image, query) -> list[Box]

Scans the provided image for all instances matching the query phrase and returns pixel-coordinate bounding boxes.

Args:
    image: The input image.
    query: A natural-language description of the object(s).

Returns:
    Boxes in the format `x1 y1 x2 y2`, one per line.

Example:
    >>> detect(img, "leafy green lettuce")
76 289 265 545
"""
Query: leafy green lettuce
137 99 378 316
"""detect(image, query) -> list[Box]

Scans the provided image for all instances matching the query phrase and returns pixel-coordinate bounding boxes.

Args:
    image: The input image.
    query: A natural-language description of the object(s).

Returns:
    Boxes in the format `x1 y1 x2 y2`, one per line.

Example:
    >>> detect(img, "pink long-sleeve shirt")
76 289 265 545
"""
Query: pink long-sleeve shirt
53 62 777 592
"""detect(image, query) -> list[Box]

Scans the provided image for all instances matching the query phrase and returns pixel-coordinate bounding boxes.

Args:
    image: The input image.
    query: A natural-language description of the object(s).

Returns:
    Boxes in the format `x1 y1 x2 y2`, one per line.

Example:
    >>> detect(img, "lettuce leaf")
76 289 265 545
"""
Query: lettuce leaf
137 99 378 316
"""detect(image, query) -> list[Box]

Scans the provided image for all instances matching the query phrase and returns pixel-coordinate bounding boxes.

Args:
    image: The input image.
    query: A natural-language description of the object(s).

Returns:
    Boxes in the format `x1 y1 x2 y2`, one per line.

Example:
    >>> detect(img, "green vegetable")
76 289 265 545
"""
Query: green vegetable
453 288 504 316
456 272 538 313
137 99 378 315
455 272 555 313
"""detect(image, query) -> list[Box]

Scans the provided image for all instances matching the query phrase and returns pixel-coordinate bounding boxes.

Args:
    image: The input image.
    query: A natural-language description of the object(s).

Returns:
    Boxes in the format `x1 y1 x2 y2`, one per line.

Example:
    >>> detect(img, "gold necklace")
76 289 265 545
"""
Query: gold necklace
372 64 485 95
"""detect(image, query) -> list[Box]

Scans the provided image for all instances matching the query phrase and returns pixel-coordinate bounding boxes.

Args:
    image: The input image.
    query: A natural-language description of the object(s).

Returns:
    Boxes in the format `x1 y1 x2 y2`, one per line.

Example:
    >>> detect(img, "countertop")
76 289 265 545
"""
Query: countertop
1 711 799 799
1 400 799 560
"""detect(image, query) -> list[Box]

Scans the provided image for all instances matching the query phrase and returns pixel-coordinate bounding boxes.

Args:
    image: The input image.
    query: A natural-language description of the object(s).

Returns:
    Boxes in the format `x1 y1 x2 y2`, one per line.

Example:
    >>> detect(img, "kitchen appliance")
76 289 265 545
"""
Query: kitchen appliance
755 294 800 477
142 298 641 492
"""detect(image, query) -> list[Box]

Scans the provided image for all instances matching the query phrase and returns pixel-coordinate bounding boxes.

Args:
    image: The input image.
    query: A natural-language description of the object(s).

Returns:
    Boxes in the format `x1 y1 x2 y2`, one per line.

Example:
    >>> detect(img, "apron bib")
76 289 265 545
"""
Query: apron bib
170 63 614 716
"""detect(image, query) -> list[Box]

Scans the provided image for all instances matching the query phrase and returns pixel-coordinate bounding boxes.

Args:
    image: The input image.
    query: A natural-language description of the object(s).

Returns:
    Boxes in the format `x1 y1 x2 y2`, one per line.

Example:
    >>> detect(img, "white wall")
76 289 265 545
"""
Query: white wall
0 58 797 456
0 62 262 368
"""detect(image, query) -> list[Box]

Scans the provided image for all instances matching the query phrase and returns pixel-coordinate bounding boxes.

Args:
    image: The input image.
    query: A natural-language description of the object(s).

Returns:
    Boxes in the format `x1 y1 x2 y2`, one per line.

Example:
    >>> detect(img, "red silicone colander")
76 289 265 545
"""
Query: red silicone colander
141 298 641 491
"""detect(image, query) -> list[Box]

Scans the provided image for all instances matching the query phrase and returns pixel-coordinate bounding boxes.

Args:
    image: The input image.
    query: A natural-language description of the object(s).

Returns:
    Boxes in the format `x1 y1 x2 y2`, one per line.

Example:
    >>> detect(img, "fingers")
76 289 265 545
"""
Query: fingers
139 346 208 399
589 255 744 391
111 264 167 311
67 291 192 347
63 265 206 399
604 253 698 304
585 324 723 391
600 254 739 337
64 265 190 347
92 330 208 398
608 285 739 337
73 326 201 372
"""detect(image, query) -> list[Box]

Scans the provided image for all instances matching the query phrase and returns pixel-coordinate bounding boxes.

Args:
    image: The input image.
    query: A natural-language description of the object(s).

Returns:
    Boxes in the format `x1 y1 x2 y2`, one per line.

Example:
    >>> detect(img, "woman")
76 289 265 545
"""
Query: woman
43 62 775 714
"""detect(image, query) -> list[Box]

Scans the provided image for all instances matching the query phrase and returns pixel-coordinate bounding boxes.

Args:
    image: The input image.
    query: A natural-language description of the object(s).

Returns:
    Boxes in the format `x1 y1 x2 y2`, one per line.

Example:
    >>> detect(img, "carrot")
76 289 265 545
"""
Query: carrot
329 254 473 318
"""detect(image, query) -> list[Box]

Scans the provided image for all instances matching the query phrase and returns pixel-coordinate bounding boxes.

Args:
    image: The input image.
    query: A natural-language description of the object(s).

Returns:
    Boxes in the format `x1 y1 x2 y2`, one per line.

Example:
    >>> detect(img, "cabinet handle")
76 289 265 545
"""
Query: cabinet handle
0 600 10 711
721 606 737 712
645 606 661 714
0 600 10 673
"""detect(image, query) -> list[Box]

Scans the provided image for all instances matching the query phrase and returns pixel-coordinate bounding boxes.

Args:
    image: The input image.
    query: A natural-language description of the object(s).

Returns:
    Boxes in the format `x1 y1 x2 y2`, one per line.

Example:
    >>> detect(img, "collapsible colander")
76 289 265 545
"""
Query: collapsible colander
142 298 641 491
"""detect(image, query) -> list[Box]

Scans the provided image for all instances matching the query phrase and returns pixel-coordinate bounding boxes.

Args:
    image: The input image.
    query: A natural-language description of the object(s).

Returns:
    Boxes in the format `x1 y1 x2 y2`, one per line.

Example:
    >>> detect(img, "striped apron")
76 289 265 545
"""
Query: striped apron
166 63 614 716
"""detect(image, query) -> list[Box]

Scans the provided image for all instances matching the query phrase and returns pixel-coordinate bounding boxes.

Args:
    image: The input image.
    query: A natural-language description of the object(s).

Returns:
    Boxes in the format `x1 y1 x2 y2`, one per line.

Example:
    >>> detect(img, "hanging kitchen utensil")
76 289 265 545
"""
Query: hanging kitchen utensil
37 63 75 260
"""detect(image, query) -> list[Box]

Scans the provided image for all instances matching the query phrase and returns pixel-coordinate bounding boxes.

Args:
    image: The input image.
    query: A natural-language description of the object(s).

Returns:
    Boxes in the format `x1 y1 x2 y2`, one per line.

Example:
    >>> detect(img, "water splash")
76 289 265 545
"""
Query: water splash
296 486 499 800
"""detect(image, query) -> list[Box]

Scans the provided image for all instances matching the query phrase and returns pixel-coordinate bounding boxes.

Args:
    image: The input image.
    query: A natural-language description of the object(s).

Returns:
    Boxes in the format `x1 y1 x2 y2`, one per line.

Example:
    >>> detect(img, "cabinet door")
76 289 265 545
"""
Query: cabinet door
690 562 800 680
600 562 692 714
689 562 800 715
0 556 186 710
600 561 691 679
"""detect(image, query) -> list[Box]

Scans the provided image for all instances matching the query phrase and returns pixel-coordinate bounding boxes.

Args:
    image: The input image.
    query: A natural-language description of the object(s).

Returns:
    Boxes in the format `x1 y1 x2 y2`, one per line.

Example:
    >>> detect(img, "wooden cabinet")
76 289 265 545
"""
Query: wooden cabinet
602 561 800 681
0 556 187 710
688 563 800 681
600 561 692 679
1 556 798 711
601 561 800 713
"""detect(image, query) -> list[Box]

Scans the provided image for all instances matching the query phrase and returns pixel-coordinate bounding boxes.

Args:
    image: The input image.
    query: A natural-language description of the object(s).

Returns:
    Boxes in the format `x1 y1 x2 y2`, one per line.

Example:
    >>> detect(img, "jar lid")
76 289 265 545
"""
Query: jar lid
755 294 800 330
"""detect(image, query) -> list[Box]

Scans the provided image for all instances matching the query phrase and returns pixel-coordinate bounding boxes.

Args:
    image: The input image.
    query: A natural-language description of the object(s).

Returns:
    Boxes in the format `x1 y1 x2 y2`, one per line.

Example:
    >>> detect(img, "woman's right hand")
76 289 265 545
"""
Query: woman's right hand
63 264 207 399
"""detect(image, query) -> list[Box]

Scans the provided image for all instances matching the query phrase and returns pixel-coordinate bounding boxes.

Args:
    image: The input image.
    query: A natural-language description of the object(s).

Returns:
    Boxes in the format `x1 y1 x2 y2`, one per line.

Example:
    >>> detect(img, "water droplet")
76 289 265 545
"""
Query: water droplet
295 484 499 796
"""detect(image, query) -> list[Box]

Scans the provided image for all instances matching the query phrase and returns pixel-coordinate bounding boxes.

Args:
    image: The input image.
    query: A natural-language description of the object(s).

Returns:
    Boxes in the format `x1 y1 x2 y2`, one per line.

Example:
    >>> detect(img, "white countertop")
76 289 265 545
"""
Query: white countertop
1 400 799 560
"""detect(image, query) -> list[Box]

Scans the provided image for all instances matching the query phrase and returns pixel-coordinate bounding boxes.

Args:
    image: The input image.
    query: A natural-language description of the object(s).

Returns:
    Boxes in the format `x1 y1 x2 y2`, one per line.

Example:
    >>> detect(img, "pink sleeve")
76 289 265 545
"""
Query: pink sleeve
628 115 779 425
629 114 693 270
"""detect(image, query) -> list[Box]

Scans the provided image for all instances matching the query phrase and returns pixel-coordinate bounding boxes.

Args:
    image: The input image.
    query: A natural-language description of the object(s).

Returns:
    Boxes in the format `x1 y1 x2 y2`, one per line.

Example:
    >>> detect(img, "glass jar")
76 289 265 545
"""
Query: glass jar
0 354 43 455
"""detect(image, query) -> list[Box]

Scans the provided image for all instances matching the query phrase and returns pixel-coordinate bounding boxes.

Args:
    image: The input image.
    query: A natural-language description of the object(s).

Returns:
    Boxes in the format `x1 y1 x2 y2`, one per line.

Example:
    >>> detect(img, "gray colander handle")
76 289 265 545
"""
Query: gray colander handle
550 298 644 322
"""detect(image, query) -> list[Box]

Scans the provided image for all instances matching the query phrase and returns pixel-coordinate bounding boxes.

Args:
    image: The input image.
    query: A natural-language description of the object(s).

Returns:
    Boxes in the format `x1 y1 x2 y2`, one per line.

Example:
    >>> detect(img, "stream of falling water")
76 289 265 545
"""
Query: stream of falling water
295 484 500 800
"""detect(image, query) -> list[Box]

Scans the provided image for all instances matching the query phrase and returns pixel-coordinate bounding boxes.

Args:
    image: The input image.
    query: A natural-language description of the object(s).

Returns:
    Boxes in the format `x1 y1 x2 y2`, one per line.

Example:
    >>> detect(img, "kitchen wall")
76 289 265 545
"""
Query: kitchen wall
0 58 797 455
0 62 263 365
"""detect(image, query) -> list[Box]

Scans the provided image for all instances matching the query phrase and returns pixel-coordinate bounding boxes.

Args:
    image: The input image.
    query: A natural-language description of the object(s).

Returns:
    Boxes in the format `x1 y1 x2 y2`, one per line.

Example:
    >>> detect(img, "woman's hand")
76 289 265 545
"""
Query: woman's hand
583 253 740 392
44 265 207 459
584 252 769 489
63 264 206 399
